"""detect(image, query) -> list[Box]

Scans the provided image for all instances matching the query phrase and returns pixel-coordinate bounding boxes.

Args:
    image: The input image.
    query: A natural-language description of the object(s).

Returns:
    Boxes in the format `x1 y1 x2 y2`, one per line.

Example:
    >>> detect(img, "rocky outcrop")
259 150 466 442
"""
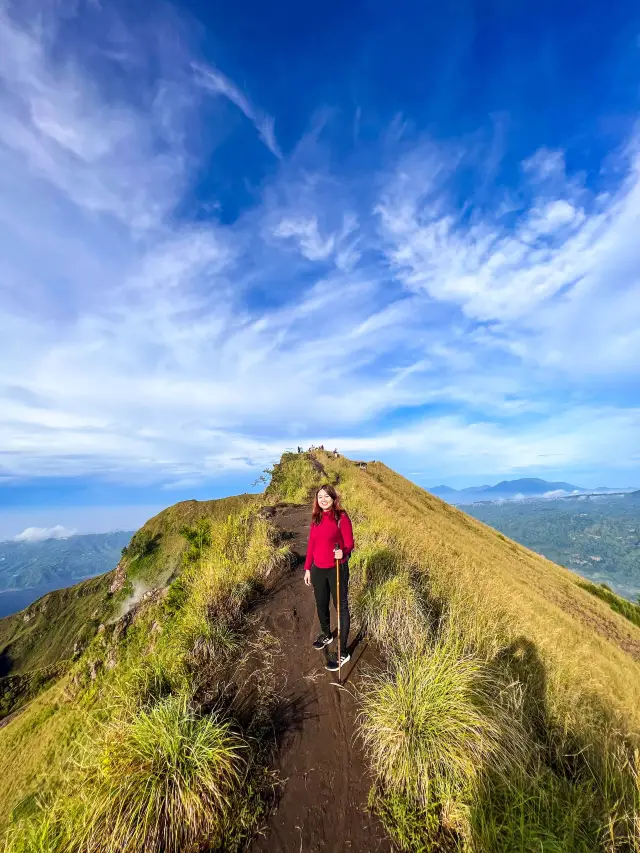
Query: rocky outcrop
109 560 127 594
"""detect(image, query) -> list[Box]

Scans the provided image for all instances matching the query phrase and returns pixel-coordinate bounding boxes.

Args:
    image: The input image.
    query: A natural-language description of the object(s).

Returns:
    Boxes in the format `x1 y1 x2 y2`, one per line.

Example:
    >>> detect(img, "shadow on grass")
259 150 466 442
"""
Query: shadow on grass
0 650 12 678
493 636 549 746
466 635 637 852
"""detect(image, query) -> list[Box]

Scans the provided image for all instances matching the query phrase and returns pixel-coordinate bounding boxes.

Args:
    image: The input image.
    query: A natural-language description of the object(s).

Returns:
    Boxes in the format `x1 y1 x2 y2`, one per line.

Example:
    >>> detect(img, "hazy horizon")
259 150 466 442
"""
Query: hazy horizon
2 469 639 541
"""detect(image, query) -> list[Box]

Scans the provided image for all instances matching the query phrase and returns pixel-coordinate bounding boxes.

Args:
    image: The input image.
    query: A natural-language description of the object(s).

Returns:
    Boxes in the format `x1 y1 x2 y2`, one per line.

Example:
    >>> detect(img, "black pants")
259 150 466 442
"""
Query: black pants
311 562 350 654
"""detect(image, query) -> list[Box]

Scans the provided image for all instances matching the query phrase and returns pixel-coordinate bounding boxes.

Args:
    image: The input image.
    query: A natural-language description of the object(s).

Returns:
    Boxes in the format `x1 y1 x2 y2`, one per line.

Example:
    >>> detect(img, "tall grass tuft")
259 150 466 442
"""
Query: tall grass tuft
357 569 430 653
358 637 527 817
72 695 247 853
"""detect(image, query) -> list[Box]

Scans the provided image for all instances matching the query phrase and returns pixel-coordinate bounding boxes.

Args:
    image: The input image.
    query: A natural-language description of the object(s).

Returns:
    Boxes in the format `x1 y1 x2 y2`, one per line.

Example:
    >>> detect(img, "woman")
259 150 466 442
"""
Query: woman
303 484 354 670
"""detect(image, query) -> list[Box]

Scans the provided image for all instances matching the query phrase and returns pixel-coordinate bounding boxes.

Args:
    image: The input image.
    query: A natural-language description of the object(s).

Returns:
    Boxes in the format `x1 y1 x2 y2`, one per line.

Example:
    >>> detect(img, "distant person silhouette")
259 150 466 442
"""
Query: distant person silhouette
303 484 354 670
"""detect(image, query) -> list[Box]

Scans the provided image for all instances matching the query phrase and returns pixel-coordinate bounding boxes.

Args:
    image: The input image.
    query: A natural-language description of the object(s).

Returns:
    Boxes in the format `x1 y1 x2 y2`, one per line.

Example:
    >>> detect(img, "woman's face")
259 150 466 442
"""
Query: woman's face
317 489 334 510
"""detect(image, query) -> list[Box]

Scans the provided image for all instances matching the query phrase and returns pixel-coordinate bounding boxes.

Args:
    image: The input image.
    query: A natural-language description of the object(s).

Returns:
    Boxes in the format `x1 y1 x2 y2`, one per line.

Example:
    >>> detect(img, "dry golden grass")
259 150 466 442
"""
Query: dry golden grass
321 453 640 737
358 637 528 809
313 452 640 850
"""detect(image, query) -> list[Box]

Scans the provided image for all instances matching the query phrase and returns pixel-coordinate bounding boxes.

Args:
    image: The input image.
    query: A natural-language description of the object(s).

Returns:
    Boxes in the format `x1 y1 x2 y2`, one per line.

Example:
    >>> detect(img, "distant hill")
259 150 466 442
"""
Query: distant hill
429 477 585 504
0 531 134 593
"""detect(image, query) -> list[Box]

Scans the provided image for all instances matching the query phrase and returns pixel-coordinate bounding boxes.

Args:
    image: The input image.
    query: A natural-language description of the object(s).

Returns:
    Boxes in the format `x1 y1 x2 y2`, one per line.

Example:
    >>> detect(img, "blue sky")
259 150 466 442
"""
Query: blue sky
1 0 640 538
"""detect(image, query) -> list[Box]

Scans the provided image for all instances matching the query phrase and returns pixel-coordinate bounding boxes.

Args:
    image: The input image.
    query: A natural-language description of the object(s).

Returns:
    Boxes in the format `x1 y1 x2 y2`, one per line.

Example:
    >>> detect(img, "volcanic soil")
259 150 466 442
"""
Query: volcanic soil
249 502 391 853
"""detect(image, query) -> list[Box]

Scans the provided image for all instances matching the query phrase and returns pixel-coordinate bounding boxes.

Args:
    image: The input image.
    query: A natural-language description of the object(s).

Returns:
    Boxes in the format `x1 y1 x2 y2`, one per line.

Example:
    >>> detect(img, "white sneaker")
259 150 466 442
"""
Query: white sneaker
325 652 350 671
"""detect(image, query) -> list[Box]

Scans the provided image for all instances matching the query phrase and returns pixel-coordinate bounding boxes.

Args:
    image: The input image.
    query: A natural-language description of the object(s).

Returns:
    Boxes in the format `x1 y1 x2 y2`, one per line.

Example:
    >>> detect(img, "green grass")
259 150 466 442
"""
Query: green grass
0 574 113 680
5 697 248 853
358 637 527 814
122 494 257 585
0 681 89 837
355 561 430 653
368 787 441 853
0 498 286 847
578 581 640 629
468 771 601 853
264 451 325 504
41 696 245 853
0 663 66 719
5 453 640 852
0 495 263 719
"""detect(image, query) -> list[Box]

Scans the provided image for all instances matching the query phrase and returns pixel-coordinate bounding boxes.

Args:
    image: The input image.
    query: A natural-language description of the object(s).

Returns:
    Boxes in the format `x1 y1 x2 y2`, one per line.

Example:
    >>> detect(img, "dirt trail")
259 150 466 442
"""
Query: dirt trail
251 503 391 853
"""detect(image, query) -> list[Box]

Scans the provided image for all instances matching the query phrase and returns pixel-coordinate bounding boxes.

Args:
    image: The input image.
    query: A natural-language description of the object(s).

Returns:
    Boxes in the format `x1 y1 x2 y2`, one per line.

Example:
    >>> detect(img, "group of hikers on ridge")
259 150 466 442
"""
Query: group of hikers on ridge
297 445 340 458
303 483 353 672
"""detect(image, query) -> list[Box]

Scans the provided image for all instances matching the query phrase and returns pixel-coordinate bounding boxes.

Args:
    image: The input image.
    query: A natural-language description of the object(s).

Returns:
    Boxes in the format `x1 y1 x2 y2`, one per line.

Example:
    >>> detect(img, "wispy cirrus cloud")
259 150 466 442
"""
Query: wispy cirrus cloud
193 63 282 159
0 5 189 232
376 135 640 378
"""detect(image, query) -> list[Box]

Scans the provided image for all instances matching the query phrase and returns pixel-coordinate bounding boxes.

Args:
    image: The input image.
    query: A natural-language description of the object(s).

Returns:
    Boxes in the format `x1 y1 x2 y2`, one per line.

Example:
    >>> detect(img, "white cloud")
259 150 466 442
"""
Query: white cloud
0 506 157 541
377 131 640 383
14 524 76 542
317 406 640 480
0 0 638 495
273 215 335 260
272 210 362 270
0 5 188 231
526 199 584 236
193 63 282 158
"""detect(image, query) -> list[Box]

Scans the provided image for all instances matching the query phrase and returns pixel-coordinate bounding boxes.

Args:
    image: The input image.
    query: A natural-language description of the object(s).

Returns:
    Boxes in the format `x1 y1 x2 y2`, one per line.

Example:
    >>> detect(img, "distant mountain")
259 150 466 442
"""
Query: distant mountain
465 491 640 602
490 478 580 496
428 485 457 494
0 531 133 593
429 477 584 505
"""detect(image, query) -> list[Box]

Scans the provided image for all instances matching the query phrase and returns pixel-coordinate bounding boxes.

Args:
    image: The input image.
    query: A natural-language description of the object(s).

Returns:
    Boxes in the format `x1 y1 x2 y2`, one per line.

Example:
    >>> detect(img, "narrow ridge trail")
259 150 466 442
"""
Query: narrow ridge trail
250 503 391 853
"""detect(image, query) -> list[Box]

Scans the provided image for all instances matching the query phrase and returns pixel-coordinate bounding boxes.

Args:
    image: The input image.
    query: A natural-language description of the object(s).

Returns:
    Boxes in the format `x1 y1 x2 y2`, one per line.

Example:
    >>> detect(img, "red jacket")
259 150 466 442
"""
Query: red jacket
304 510 354 571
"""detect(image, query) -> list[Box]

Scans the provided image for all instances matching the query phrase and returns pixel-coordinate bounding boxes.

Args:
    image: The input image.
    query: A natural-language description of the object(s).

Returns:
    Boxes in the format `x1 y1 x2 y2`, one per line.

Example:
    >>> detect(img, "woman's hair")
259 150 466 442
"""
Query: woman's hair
311 483 344 525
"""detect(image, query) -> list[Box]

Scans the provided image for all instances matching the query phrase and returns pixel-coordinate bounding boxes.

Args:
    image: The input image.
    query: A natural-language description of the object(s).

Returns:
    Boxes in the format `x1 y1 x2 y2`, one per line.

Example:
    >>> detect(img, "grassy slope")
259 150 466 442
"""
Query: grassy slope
579 580 640 629
0 495 255 682
322 455 640 732
121 494 255 586
0 494 263 833
0 574 113 677
3 453 640 849
304 453 640 849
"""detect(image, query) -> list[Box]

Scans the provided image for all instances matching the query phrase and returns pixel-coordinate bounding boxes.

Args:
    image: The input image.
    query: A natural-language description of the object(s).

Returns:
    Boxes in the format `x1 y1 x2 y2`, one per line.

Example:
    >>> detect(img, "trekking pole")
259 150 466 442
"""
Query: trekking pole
335 543 342 684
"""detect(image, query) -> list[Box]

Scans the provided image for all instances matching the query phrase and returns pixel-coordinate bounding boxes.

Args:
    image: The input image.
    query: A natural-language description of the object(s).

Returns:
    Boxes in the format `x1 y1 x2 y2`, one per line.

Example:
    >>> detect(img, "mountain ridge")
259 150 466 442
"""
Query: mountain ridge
1 453 639 852
427 476 616 503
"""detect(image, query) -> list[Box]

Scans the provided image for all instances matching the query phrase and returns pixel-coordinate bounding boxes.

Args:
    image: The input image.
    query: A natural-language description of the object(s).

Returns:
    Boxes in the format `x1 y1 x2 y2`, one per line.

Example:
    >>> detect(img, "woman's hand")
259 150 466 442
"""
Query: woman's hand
333 548 343 561
304 570 311 587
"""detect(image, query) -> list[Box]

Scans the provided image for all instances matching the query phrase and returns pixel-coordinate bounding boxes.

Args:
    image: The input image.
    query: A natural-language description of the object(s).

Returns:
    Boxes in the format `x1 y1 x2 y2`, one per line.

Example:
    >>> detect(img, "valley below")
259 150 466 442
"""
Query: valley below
465 491 640 601
0 531 133 617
